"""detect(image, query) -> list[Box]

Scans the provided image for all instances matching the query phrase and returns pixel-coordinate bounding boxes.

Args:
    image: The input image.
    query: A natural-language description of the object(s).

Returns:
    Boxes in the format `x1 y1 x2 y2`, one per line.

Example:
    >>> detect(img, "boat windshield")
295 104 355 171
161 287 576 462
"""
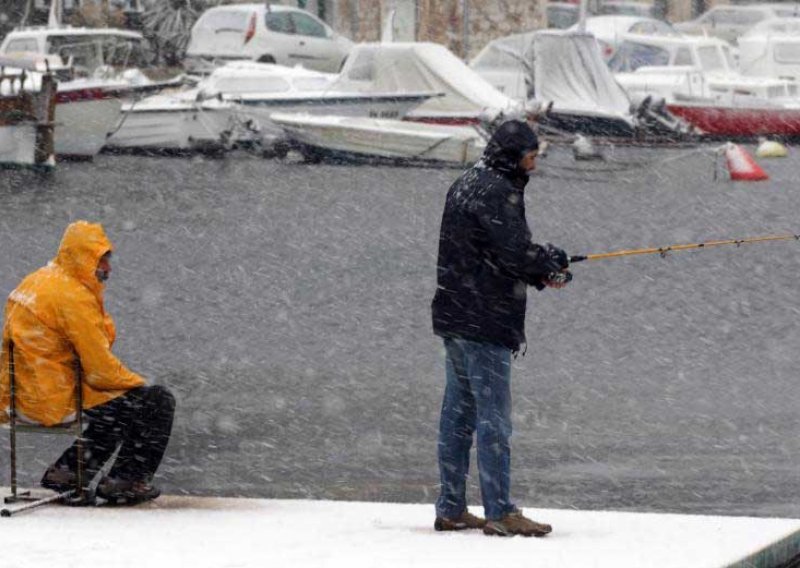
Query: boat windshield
46 34 146 75
608 41 670 72
697 46 727 72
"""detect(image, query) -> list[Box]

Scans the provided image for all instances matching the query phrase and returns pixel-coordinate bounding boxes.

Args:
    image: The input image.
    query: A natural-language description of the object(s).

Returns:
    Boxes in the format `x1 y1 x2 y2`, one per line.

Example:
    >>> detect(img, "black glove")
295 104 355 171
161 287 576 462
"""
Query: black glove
543 243 569 272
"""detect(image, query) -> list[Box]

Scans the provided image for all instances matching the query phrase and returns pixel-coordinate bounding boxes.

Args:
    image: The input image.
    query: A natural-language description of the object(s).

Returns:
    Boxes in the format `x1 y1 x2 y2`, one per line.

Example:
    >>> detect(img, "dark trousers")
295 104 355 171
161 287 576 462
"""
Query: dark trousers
54 385 176 483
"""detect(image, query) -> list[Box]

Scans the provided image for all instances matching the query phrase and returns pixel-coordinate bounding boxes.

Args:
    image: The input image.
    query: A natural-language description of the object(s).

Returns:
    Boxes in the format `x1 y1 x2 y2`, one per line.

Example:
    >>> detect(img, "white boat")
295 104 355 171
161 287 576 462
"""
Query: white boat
194 61 439 142
105 89 239 153
269 112 486 166
0 25 184 158
738 19 800 82
334 42 520 125
611 33 800 136
470 30 640 137
0 56 57 169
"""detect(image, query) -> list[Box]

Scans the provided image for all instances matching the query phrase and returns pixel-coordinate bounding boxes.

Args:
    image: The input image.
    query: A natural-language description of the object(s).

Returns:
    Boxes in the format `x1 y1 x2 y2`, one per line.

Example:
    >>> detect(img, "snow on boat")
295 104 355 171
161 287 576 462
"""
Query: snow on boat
0 56 57 169
270 112 486 166
194 61 438 142
612 34 800 136
0 26 186 157
334 42 520 125
470 30 690 139
105 89 239 153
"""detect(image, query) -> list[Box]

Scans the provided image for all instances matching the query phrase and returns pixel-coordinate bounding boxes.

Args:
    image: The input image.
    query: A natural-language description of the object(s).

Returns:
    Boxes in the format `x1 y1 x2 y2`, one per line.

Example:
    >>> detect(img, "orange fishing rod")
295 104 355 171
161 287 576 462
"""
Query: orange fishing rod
569 233 800 263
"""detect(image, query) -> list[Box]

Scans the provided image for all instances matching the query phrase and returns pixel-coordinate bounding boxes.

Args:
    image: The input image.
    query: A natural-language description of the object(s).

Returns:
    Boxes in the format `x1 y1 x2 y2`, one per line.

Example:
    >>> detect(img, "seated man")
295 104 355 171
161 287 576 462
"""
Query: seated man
0 221 176 504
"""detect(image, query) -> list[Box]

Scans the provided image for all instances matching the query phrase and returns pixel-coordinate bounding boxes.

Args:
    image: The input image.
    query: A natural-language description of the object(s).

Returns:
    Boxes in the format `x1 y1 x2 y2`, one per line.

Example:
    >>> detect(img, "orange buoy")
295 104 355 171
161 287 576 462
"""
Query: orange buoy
725 143 769 181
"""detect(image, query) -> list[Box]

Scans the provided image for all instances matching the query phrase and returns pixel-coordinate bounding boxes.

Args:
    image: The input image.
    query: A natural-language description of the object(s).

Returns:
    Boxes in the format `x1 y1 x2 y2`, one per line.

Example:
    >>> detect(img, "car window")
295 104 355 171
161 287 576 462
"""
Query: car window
291 13 328 38
775 42 800 64
265 12 293 34
674 47 694 66
697 46 725 71
547 6 578 29
4 38 38 53
472 45 523 70
630 21 655 34
733 11 765 25
608 41 669 72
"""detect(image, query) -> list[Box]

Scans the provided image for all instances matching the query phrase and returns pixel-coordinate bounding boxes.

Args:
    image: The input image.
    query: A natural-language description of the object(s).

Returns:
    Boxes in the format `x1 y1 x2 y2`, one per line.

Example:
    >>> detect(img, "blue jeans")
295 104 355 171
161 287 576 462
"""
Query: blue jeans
436 337 515 521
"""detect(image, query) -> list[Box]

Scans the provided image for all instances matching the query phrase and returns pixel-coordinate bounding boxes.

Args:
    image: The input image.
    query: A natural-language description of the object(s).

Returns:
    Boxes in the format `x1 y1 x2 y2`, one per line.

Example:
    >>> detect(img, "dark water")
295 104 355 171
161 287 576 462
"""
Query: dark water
1 146 799 518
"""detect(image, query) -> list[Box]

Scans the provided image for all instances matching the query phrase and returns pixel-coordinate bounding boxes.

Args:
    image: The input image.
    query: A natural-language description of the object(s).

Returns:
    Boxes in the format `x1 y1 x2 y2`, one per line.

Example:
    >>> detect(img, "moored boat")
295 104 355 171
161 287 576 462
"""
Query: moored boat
270 112 486 166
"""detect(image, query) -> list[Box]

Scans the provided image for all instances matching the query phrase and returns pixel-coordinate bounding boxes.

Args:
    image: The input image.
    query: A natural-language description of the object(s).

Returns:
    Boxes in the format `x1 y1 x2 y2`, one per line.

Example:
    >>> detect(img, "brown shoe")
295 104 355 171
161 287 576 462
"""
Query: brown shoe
434 509 487 531
483 509 552 537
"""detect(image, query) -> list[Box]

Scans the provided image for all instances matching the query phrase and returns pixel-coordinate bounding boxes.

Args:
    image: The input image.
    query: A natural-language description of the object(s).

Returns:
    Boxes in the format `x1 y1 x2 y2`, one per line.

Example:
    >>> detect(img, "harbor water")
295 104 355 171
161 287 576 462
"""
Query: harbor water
1 144 799 518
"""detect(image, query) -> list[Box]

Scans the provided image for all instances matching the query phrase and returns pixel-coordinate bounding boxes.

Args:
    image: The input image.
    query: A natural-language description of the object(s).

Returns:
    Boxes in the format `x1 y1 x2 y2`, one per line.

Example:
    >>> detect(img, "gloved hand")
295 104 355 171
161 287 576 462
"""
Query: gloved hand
542 243 569 273
542 244 571 288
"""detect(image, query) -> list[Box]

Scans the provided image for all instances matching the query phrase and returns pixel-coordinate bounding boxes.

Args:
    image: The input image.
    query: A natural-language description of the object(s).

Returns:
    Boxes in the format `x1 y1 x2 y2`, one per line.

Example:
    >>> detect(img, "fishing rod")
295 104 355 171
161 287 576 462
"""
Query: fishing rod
569 233 800 264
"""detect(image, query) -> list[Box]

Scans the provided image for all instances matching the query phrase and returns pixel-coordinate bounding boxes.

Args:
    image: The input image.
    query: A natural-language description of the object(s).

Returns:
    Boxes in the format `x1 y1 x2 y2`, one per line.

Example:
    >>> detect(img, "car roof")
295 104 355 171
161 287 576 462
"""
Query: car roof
203 3 298 13
579 15 669 34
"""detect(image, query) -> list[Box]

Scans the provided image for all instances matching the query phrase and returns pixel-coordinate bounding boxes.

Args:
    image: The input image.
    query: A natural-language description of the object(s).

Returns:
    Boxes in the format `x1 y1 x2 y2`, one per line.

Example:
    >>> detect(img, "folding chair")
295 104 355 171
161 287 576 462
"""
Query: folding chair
2 340 87 516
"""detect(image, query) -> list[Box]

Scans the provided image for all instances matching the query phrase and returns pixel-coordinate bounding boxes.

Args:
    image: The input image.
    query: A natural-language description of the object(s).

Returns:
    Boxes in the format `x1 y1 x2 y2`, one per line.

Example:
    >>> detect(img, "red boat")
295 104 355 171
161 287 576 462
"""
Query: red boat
667 103 800 137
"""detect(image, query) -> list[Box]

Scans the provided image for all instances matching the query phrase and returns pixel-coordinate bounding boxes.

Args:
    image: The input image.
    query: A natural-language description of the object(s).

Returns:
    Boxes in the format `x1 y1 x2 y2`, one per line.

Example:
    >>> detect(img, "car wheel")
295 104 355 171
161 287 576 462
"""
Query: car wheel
257 54 276 64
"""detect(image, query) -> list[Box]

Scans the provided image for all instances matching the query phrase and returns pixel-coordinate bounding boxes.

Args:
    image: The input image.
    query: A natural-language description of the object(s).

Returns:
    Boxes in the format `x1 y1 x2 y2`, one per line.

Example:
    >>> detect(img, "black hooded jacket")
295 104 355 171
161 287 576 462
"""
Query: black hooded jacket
431 120 556 352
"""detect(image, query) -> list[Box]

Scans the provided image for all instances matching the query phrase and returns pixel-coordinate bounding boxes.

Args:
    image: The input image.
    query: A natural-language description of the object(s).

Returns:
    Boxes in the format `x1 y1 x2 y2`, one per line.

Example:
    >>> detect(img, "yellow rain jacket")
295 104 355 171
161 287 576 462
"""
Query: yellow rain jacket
0 221 145 426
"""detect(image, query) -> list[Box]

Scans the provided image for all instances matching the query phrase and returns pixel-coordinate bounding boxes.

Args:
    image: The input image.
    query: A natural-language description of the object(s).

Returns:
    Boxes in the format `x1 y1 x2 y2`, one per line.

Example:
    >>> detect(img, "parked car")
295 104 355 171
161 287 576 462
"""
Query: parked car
185 4 352 74
675 4 800 45
571 15 680 60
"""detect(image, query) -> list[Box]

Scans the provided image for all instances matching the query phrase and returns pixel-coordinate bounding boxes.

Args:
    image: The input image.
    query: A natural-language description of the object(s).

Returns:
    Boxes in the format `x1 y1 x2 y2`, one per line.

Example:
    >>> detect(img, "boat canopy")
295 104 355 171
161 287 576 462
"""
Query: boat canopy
472 30 632 119
202 61 336 95
337 42 516 118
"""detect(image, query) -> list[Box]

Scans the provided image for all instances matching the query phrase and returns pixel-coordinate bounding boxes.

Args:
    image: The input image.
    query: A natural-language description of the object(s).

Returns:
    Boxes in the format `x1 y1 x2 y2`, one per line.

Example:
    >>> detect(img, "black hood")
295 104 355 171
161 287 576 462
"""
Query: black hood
482 120 540 183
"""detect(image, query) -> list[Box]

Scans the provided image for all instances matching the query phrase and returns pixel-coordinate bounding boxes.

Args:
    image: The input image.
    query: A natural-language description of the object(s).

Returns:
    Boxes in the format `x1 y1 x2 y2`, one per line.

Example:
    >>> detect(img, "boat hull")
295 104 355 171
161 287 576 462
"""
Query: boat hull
233 93 433 140
539 112 637 138
106 106 236 152
272 114 485 166
667 104 800 137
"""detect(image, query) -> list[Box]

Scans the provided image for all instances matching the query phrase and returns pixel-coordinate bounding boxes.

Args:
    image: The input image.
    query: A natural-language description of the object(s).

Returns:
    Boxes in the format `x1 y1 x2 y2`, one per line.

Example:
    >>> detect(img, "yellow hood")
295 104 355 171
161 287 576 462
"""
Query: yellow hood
53 221 113 295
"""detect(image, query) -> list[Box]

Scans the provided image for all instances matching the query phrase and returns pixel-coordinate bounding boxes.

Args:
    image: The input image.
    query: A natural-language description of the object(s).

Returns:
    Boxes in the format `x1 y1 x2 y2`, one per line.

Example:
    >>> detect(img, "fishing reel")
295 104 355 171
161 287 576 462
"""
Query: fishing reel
546 270 573 285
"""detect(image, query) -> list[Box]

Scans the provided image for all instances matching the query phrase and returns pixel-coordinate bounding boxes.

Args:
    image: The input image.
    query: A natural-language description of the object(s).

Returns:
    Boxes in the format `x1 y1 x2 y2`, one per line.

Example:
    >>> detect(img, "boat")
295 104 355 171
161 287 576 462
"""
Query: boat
104 88 240 154
611 33 800 136
470 30 690 139
193 61 439 143
0 24 183 158
0 55 57 170
333 42 520 125
269 112 486 167
738 20 800 82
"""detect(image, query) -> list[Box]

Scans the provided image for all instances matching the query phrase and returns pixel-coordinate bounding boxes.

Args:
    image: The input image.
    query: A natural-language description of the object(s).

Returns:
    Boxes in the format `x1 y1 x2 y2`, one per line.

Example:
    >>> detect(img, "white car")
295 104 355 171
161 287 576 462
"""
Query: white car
675 4 800 45
185 4 352 74
571 15 680 60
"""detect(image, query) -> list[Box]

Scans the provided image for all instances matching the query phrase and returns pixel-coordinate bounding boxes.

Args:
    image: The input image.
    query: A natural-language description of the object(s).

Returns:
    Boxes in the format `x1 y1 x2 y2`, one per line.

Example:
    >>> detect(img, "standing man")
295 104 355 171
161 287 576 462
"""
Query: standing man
0 221 176 504
431 120 571 537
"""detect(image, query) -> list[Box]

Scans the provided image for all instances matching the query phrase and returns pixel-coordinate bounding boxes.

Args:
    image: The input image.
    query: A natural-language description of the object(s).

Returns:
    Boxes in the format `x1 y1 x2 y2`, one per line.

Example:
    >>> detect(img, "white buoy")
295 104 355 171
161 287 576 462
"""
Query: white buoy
573 134 603 161
756 137 788 158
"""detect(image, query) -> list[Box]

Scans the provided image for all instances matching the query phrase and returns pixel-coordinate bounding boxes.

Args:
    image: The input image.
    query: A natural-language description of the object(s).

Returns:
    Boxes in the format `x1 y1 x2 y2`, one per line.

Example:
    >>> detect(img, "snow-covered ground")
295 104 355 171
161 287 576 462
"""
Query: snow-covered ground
1 494 799 568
